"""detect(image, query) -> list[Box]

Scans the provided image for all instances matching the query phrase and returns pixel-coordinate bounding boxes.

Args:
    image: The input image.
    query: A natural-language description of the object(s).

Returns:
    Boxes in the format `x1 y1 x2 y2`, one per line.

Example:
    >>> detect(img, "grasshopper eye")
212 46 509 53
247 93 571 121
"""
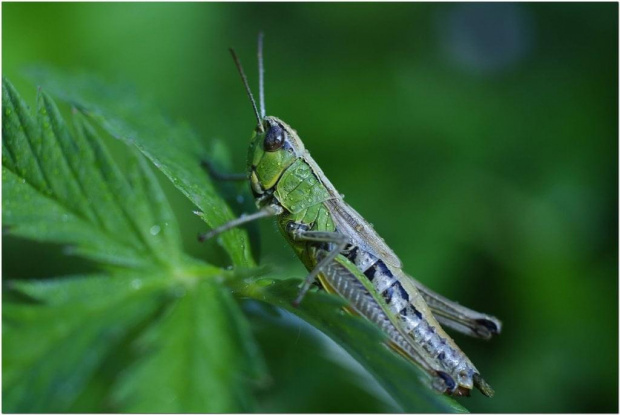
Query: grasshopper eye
264 124 285 151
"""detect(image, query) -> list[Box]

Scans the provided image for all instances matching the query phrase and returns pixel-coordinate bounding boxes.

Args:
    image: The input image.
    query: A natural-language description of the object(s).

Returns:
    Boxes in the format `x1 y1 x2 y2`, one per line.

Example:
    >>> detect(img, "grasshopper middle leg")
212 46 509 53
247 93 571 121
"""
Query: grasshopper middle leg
198 204 283 241
286 222 349 307
201 159 248 181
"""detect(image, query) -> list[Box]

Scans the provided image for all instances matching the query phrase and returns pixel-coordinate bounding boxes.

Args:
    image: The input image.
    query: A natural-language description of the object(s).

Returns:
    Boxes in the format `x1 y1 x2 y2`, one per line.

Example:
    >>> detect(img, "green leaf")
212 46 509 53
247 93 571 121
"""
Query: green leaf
26 68 254 268
113 279 265 413
2 78 265 413
3 274 168 412
74 110 184 266
238 278 468 413
3 269 265 413
2 78 183 270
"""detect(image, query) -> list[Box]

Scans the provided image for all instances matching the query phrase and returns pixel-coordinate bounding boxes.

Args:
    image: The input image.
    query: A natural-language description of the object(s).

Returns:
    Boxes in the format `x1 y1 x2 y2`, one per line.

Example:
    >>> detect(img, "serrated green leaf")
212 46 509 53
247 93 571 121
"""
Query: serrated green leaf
2 80 48 192
3 78 266 413
27 68 254 268
238 279 468 413
3 274 169 412
2 78 183 270
3 166 149 268
113 279 264 413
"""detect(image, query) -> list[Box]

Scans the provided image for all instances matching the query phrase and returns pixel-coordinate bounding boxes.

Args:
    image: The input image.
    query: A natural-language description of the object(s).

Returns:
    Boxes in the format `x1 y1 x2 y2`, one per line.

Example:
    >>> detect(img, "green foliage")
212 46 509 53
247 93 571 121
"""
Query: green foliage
2 76 464 413
3 4 618 413
3 79 181 268
4 275 167 412
112 279 264 413
2 78 261 413
26 68 255 268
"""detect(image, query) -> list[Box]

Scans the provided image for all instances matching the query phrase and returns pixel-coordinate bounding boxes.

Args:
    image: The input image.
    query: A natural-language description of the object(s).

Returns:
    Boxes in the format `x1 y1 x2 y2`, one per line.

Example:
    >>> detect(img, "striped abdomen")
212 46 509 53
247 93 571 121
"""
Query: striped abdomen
344 246 479 387
316 253 437 375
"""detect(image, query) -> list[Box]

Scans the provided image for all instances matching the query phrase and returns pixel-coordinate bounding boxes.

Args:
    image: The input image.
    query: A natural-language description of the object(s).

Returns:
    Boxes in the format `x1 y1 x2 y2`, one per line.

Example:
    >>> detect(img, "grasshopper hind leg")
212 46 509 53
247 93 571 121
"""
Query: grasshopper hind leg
410 277 502 340
316 250 463 395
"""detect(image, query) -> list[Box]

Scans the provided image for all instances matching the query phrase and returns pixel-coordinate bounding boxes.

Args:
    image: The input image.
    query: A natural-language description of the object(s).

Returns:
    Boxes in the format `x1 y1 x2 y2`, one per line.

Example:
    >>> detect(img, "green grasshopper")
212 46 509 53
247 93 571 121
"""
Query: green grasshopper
202 35 501 397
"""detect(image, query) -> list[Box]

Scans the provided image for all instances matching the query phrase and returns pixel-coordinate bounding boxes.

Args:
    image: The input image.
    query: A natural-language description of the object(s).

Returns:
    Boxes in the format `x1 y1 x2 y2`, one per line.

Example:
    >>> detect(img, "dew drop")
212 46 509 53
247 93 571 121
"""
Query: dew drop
131 279 143 290
150 225 161 235
256 279 275 287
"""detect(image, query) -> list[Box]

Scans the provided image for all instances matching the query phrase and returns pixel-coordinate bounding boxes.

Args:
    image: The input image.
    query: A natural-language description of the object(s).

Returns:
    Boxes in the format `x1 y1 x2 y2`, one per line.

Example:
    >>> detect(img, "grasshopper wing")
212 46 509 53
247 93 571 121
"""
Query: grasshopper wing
303 153 403 268
407 276 502 339
304 150 402 268
325 198 403 268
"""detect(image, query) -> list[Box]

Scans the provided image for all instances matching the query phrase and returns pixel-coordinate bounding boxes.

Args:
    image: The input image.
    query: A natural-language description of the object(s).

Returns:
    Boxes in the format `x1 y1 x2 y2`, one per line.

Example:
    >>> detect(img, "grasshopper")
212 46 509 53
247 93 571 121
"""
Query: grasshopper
202 34 501 397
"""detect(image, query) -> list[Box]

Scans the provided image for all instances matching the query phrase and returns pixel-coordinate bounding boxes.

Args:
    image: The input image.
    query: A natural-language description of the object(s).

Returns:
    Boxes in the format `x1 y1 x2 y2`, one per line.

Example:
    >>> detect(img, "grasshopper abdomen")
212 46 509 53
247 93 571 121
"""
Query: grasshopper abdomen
344 242 485 395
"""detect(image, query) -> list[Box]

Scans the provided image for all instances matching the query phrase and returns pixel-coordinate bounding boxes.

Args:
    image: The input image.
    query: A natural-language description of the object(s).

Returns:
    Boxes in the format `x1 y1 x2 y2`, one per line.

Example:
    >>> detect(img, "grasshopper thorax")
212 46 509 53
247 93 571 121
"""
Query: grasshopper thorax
248 116 305 197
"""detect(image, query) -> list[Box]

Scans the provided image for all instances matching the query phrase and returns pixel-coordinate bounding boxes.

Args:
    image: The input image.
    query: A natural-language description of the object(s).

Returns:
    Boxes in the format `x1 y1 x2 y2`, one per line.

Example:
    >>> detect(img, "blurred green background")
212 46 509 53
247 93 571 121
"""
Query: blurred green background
3 3 617 413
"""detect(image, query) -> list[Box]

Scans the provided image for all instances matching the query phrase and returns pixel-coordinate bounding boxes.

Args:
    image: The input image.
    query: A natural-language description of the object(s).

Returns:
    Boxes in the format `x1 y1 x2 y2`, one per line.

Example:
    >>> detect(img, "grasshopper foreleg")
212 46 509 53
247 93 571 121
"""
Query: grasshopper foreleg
201 159 248 182
198 204 283 241
286 223 349 307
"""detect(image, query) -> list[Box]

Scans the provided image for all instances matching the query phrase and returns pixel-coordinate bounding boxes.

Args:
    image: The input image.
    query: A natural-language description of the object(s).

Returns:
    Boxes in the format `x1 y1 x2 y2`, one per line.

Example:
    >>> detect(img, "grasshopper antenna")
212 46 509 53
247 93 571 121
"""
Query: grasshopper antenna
258 32 266 119
230 48 264 133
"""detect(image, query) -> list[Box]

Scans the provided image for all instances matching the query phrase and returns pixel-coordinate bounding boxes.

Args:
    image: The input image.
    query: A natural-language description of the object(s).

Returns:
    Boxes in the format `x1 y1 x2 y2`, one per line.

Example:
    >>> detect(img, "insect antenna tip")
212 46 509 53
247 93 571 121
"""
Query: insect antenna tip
229 47 262 129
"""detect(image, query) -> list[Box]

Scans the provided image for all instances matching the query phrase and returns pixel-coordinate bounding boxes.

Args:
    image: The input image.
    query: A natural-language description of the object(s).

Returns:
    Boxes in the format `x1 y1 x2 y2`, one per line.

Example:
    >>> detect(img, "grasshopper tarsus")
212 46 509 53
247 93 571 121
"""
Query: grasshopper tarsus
476 318 501 335
473 373 495 397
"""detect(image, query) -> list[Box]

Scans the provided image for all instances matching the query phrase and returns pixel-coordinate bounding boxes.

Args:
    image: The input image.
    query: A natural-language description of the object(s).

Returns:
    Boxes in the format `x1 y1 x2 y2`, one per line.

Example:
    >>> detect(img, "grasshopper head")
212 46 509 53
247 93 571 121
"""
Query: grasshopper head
248 116 305 195
230 37 305 198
